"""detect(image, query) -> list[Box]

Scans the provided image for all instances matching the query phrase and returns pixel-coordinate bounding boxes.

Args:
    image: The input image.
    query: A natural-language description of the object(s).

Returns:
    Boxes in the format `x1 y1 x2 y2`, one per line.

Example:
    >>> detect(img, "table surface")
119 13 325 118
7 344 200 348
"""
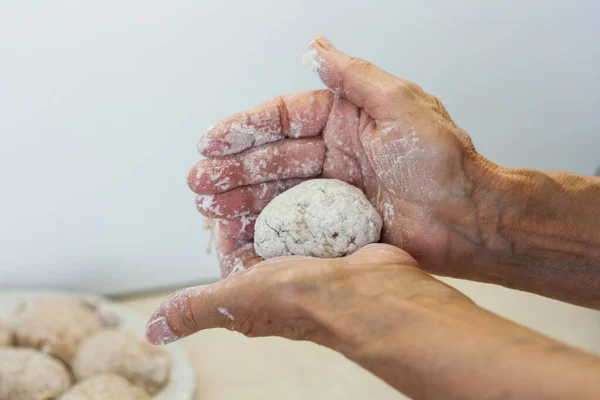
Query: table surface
119 278 600 400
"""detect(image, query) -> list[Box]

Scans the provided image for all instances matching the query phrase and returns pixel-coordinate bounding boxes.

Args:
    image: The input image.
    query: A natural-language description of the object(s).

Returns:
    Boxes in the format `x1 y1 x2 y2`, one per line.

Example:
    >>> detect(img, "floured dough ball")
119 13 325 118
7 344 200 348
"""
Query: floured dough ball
59 374 151 400
73 329 171 395
0 348 72 399
13 298 102 365
255 179 383 258
0 322 13 347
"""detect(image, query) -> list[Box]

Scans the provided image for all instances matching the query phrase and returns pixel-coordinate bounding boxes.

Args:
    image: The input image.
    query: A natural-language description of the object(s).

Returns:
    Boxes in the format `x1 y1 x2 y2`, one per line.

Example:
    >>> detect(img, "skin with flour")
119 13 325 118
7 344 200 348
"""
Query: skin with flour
148 35 600 399
186 36 600 307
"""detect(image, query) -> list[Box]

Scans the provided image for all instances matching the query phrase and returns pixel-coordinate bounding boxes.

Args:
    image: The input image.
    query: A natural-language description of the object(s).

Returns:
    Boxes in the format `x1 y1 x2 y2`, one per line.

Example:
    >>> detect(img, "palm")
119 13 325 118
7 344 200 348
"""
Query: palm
319 96 473 273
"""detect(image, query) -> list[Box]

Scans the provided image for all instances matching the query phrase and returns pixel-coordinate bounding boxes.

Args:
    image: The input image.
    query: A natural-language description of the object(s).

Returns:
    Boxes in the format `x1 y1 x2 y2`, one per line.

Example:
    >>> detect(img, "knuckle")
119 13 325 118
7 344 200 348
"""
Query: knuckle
272 95 287 121
457 129 476 151
177 295 199 332
405 81 424 94
431 95 448 112
379 80 417 103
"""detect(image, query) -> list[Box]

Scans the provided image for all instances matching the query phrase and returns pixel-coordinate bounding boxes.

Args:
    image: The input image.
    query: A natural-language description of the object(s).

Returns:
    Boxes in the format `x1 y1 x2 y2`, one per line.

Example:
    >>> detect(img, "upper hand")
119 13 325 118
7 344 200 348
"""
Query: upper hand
188 35 489 277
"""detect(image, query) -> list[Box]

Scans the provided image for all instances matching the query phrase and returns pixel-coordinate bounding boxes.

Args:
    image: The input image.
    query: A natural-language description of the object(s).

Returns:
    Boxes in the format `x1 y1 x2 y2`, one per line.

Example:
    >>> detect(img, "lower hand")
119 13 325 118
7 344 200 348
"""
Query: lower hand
147 244 600 399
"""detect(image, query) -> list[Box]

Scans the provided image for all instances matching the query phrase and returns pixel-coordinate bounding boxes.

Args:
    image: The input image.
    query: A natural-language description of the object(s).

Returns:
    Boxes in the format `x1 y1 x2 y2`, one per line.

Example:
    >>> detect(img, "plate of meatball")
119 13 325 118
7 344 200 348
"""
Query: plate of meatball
0 291 195 399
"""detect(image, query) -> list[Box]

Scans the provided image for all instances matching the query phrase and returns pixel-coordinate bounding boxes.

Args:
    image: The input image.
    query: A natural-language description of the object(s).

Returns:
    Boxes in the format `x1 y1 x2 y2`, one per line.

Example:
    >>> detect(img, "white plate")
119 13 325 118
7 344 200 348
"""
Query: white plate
0 290 195 400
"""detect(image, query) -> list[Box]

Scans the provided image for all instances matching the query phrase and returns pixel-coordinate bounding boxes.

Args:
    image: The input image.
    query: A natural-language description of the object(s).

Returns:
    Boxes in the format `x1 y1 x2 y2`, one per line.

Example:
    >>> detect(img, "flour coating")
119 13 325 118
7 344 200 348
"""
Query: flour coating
254 179 382 258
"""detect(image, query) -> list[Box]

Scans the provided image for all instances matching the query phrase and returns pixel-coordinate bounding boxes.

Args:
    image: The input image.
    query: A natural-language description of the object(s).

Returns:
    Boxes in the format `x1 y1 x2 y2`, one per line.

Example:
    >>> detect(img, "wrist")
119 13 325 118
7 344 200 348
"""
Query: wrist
469 163 600 307
430 153 504 278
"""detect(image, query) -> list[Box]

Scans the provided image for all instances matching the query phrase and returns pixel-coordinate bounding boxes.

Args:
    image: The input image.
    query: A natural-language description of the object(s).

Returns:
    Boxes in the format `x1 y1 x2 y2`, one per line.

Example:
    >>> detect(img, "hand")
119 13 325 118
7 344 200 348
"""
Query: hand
146 244 469 346
147 244 600 399
188 35 489 278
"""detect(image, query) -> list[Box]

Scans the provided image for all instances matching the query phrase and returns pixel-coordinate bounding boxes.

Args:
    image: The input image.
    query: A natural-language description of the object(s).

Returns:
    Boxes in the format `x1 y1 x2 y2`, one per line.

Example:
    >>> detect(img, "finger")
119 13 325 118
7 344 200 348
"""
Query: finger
217 215 256 241
146 283 233 346
198 90 333 157
214 221 261 278
146 257 320 346
188 138 325 195
196 178 304 218
219 241 261 278
307 35 413 119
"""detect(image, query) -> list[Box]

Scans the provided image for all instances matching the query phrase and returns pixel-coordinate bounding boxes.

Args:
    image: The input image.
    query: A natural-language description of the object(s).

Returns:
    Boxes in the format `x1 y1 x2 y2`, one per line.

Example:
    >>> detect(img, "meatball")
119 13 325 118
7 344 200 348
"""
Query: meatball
73 329 171 395
255 179 382 258
0 347 72 399
13 298 102 365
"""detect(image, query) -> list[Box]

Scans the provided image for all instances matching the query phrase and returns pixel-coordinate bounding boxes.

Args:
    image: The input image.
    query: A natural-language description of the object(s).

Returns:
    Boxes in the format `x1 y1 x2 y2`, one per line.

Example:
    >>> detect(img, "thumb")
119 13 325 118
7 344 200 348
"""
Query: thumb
307 35 411 118
145 259 323 346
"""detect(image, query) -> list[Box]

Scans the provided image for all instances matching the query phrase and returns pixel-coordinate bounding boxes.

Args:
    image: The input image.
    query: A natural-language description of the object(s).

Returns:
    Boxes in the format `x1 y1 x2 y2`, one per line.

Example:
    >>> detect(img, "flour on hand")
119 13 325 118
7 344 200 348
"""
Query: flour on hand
254 179 382 259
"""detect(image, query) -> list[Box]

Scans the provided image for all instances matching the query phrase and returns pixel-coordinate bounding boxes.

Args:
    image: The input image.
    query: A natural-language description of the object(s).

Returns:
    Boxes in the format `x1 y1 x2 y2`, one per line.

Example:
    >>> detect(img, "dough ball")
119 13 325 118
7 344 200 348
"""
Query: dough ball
0 322 13 347
73 329 171 395
59 374 151 400
13 298 102 365
255 179 383 258
0 347 72 399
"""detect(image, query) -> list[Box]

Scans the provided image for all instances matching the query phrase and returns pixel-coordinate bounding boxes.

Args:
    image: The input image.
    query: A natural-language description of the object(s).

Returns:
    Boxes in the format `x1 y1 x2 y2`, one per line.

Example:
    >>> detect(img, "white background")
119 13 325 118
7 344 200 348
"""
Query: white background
1 1 599 294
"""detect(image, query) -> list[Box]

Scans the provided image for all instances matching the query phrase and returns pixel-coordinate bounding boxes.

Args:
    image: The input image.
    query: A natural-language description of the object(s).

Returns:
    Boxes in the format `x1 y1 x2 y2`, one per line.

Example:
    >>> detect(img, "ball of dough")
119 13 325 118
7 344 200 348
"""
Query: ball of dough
0 348 72 399
73 329 171 395
255 179 383 259
59 374 151 400
0 322 13 347
13 298 102 365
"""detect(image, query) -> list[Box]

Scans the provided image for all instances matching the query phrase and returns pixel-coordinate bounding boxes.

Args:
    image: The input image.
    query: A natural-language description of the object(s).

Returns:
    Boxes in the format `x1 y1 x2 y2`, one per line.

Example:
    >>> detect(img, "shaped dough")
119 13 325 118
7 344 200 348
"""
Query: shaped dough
255 179 382 258
73 329 171 395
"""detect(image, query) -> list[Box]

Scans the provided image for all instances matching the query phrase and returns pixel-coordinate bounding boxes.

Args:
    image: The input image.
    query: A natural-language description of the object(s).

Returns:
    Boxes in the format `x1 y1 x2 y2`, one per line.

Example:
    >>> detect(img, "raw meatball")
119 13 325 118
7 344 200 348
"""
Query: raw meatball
73 330 171 395
255 179 383 258
0 347 72 399
0 322 13 347
59 374 151 400
13 298 102 365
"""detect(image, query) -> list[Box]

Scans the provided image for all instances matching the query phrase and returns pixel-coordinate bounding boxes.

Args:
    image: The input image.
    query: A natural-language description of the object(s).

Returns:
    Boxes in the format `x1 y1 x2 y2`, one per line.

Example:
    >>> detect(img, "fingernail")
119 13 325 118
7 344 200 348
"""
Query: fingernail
145 315 179 346
198 125 230 156
305 35 342 73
